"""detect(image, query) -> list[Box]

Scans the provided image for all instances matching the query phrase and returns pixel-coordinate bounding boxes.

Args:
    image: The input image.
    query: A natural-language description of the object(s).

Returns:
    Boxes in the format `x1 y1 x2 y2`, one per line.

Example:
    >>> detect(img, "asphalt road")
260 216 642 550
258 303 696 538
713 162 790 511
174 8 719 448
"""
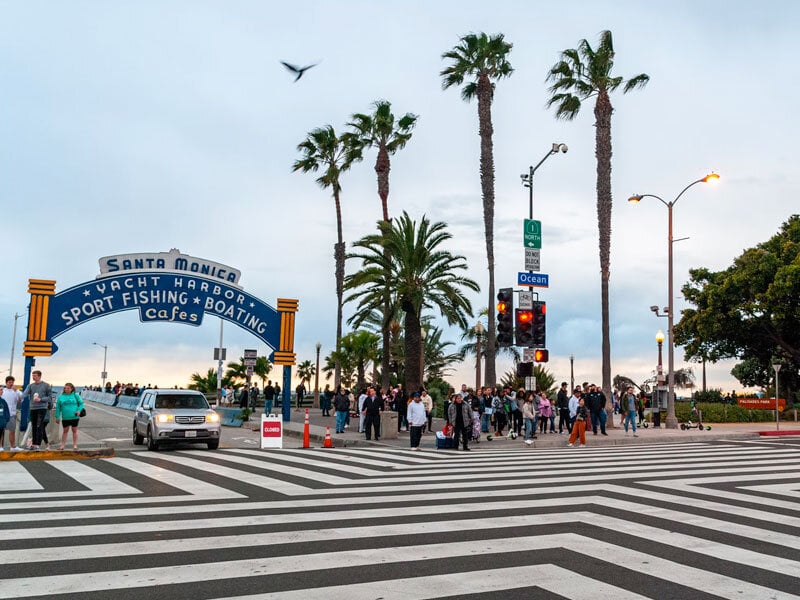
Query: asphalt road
2 436 800 599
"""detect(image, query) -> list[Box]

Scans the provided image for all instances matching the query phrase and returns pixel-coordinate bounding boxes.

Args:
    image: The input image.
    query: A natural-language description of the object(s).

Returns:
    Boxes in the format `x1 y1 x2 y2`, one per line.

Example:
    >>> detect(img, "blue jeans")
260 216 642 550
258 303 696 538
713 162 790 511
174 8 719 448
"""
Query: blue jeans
481 413 490 433
335 410 347 433
624 411 637 433
591 409 607 434
524 418 536 440
264 400 273 415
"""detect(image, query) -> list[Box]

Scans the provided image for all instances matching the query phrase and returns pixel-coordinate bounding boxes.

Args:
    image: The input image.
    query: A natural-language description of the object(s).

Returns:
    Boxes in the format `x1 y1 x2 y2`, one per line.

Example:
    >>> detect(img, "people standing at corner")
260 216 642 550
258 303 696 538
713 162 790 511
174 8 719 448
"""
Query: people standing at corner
1 376 23 451
321 384 333 417
447 393 472 451
479 387 492 433
568 387 581 431
238 386 249 410
407 393 426 450
568 396 588 447
55 382 84 451
295 382 305 410
420 389 433 433
361 386 382 441
22 370 53 451
522 392 537 445
622 386 639 437
538 392 553 434
263 381 275 414
586 383 608 436
332 385 350 433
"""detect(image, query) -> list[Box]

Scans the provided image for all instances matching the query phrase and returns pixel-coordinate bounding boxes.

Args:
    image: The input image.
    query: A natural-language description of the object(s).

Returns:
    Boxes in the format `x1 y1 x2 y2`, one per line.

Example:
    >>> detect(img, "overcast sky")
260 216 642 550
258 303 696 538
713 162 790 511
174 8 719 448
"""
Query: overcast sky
1 0 797 393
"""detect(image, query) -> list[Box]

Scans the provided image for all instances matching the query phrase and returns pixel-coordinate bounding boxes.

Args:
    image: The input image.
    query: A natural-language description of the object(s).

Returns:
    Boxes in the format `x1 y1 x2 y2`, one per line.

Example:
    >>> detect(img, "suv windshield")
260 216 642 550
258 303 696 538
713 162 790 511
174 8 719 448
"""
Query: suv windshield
154 395 210 410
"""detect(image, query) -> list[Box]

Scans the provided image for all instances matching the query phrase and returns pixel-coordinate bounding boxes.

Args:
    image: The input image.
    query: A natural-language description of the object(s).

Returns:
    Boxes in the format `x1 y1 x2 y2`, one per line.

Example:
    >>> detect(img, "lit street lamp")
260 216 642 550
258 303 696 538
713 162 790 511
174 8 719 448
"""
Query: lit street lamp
474 322 484 390
629 173 720 428
314 342 321 409
654 329 665 428
93 342 108 390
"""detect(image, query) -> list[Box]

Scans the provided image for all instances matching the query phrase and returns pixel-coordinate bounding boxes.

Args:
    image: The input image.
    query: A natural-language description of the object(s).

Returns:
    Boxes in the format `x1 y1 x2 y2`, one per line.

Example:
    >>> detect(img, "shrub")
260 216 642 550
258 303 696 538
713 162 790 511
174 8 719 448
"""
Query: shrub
675 401 777 423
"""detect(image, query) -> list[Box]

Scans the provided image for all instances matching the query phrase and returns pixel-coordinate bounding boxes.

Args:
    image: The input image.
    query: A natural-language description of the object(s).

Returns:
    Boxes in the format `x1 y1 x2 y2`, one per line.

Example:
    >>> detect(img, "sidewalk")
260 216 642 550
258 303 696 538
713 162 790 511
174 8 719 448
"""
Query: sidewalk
239 408 800 450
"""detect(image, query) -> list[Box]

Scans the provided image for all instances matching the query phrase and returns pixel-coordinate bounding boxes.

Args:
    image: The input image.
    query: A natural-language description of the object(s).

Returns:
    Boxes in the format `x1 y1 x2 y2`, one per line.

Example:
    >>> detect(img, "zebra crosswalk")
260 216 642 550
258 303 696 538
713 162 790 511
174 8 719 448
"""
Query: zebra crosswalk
1 439 799 599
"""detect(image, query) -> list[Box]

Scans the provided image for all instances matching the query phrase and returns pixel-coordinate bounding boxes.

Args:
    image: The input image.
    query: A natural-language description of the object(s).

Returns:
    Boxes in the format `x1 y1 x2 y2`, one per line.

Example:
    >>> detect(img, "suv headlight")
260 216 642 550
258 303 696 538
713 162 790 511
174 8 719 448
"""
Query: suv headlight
156 413 174 423
207 412 220 423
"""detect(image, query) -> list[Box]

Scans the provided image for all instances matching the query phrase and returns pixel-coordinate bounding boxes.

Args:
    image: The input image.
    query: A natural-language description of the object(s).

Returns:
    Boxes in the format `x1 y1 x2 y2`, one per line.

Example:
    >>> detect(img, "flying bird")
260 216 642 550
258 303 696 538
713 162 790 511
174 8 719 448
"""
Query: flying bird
280 61 318 82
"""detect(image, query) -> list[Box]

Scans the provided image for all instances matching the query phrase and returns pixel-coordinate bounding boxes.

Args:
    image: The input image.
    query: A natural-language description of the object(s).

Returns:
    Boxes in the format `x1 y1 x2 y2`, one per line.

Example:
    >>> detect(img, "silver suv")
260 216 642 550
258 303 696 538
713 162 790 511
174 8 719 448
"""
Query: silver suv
133 389 221 451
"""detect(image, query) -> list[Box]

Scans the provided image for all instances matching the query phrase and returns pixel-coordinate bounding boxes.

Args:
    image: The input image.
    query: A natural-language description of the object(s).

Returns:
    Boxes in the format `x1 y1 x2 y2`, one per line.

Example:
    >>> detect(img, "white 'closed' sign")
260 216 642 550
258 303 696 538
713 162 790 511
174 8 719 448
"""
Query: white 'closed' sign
261 414 283 449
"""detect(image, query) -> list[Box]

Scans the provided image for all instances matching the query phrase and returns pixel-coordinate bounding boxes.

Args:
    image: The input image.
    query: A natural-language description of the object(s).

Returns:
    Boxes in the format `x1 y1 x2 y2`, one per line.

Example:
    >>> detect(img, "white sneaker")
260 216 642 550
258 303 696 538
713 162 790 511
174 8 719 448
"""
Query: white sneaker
524 440 533 446
0 447 4 452
568 442 573 447
11 446 22 452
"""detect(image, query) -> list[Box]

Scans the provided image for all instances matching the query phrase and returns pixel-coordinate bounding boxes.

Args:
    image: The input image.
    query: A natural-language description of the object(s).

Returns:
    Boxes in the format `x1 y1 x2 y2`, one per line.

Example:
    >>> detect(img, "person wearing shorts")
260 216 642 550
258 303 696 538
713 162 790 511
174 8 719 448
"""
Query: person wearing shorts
1 376 23 451
55 382 84 451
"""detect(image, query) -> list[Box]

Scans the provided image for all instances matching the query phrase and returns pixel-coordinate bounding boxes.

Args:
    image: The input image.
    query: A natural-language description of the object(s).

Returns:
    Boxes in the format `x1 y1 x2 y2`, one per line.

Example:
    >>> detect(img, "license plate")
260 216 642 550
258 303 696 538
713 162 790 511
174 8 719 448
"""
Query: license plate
185 430 197 438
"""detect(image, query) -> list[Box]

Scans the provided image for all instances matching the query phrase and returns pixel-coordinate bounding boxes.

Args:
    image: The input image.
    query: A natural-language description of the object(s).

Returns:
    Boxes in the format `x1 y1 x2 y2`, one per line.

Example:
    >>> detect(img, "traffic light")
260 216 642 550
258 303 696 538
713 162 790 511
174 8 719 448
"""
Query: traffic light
496 288 514 347
515 308 533 346
516 361 533 377
532 301 546 347
533 349 549 362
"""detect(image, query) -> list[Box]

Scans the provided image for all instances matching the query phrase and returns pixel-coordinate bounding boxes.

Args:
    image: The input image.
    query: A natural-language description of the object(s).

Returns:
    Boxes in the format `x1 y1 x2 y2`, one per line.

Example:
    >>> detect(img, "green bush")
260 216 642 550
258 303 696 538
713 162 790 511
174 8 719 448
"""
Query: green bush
692 389 725 403
675 401 777 423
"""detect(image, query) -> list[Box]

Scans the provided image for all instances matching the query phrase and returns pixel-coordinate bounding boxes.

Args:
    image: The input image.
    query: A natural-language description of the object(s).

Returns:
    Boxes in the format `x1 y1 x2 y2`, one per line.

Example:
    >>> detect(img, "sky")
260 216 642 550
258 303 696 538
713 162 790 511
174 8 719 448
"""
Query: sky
1 0 798 394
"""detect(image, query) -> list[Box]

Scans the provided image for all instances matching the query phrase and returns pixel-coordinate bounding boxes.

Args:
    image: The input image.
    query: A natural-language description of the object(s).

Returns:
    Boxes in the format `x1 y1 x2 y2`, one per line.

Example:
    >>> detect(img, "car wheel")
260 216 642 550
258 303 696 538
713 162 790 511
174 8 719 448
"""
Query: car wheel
146 427 159 451
132 423 144 445
207 440 219 450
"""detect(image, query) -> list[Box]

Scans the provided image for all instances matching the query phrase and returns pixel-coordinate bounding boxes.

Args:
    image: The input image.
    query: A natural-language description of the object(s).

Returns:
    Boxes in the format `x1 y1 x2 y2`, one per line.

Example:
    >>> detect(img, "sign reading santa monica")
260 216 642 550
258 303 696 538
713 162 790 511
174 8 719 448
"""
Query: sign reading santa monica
27 249 296 356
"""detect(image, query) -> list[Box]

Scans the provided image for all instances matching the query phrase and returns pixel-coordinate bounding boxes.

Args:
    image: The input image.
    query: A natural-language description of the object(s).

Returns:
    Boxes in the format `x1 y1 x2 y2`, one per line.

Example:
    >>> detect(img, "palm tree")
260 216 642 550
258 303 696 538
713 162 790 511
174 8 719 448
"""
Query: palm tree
346 211 479 393
293 125 362 388
338 330 380 390
441 32 513 388
546 30 649 417
348 100 418 392
254 356 272 388
188 368 222 393
458 307 520 367
322 349 356 390
225 358 248 386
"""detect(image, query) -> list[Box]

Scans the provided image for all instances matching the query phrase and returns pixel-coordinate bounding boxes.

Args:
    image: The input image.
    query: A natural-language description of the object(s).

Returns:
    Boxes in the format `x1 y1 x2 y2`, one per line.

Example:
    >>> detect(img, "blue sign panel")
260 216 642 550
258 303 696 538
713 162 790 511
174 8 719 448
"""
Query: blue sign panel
46 272 281 349
518 272 549 288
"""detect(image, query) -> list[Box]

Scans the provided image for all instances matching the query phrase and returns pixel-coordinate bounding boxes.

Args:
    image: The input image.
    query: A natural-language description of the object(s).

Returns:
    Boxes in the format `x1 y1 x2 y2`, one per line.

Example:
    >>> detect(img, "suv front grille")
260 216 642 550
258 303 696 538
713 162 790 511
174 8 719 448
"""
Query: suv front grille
175 415 206 424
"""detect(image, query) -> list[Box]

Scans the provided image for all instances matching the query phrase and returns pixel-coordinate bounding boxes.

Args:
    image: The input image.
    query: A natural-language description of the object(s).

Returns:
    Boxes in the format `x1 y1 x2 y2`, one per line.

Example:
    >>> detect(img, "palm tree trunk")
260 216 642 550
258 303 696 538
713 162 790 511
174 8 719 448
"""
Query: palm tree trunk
595 89 614 427
477 74 497 387
376 148 393 391
333 189 345 389
402 300 422 393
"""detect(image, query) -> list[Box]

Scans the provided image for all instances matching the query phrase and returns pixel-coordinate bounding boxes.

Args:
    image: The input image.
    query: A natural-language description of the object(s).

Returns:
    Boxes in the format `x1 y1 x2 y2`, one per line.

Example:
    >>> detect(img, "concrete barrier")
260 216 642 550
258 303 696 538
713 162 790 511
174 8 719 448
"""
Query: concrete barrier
80 390 118 406
216 407 244 427
115 396 140 411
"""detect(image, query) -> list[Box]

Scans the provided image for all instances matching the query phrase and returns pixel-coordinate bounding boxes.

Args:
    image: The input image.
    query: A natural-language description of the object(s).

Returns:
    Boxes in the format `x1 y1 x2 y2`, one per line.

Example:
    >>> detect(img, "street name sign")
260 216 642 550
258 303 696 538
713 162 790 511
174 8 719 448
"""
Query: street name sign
523 219 542 249
524 248 541 271
518 272 549 288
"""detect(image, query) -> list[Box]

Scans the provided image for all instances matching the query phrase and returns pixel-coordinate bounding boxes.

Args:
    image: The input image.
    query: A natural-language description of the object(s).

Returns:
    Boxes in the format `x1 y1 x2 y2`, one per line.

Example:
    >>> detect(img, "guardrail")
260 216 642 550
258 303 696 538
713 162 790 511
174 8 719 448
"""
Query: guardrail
80 390 119 407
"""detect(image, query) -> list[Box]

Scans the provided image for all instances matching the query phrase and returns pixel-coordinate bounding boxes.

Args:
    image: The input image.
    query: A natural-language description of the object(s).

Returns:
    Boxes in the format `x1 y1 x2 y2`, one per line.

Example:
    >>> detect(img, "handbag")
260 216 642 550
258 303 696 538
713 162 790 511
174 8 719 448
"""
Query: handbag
79 408 87 417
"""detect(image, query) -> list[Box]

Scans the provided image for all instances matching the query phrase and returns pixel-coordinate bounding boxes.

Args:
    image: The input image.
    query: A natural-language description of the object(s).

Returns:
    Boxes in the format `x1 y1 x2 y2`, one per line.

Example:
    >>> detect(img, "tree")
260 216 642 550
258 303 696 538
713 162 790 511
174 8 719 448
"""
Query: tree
546 30 649 420
441 32 513 388
675 215 800 400
457 307 520 367
499 364 556 396
346 211 480 394
224 358 248 386
296 360 315 389
254 356 272 388
293 125 362 388
188 368 227 393
348 100 418 392
339 329 380 390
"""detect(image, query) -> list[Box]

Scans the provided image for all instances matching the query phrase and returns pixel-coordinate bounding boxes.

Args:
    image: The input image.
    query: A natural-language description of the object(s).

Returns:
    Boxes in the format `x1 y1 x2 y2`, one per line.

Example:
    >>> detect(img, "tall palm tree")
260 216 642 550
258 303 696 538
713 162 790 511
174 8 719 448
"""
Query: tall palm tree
546 30 649 417
296 360 315 389
225 358 248 386
338 330 381 390
254 356 272 388
293 126 362 388
348 100 418 392
346 211 480 393
441 32 513 388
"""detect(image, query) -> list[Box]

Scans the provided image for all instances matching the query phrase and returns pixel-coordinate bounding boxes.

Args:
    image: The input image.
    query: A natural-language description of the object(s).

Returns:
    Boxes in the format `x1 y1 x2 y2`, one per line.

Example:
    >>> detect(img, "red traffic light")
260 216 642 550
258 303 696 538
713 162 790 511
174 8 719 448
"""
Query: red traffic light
517 310 532 323
534 349 549 362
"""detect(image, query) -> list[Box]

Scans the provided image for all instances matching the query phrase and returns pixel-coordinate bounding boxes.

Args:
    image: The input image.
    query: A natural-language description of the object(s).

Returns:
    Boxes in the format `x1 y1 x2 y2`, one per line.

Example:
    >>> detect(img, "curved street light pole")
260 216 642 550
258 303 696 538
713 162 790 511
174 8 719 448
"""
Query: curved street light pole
629 173 719 429
521 143 568 219
92 342 109 390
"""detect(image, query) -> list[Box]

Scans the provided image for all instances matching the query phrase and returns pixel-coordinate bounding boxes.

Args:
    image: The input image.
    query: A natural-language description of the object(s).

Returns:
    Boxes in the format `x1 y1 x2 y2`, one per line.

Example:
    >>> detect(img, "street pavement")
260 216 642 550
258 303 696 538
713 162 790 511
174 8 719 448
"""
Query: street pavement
1 435 800 599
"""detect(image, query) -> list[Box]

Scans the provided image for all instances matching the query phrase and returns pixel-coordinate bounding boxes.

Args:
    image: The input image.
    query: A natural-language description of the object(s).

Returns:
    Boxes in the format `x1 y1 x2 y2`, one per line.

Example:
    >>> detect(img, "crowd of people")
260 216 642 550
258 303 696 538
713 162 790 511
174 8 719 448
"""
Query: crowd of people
0 370 86 452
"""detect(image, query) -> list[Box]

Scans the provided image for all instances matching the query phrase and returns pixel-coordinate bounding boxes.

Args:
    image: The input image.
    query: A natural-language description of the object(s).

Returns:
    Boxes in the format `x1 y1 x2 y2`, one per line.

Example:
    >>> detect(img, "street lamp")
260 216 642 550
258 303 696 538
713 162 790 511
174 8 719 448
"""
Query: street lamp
93 342 108 390
314 342 321 409
8 312 24 379
474 322 485 390
520 142 568 219
773 362 782 431
420 327 427 391
569 354 574 391
655 329 665 428
629 172 720 429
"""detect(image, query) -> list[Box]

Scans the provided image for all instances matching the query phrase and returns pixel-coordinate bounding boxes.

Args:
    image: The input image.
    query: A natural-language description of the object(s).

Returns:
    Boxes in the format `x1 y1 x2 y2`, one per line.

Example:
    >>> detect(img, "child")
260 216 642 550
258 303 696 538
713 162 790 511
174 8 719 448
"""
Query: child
568 396 588 447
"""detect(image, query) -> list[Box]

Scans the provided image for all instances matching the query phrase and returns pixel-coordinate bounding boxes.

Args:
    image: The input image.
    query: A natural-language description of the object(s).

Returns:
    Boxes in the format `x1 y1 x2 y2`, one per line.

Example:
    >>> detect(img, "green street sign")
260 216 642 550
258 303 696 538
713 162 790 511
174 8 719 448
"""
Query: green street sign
524 219 541 249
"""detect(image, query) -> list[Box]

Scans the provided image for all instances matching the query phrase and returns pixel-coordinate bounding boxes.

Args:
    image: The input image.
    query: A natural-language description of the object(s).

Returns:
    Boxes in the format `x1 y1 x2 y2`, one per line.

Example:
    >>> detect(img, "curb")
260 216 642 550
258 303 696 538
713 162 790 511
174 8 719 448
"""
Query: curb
757 430 800 437
0 447 116 461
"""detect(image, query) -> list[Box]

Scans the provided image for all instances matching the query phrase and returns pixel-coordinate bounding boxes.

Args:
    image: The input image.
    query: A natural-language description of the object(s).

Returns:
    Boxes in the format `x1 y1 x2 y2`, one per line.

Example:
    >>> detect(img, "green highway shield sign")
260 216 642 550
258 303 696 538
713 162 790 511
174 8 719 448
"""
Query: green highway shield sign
524 219 541 249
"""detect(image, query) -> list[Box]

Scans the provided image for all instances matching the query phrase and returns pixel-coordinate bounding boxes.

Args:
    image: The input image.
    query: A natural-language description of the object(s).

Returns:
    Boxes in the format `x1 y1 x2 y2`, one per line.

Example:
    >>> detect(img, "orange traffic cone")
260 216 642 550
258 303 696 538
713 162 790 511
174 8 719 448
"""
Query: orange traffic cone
302 408 310 448
323 425 333 448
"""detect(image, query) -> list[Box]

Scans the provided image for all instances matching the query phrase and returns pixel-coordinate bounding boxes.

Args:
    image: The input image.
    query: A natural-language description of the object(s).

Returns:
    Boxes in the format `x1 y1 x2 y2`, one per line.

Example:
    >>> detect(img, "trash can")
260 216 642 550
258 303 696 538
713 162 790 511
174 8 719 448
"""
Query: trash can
380 411 398 439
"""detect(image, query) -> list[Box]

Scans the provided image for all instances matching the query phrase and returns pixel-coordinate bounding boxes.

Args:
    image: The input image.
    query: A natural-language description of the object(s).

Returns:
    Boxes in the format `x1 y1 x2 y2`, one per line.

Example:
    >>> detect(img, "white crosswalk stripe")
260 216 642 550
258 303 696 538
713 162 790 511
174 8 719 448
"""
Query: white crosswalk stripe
1 440 799 599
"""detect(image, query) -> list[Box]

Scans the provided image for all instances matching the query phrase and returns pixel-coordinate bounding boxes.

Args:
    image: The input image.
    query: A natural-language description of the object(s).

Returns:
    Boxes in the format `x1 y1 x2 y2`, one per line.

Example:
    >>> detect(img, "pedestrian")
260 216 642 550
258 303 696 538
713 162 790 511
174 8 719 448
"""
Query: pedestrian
407 392 426 450
357 387 368 433
333 385 350 433
585 383 608 435
522 392 537 445
637 391 646 426
568 387 581 432
480 387 492 433
491 392 507 436
321 384 333 416
622 386 639 437
238 386 248 410
0 376 23 451
556 382 571 434
295 382 305 410
361 386 382 441
394 386 408 432
22 370 53 451
447 393 472 451
263 381 274 414
538 393 552 434
420 389 433 433
55 383 84 450
568 396 588 447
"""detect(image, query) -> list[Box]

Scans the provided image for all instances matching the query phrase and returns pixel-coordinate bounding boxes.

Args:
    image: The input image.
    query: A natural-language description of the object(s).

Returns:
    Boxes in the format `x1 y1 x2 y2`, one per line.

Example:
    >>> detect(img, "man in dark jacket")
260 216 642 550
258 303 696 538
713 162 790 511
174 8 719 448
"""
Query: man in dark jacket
361 386 382 441
333 386 350 433
556 382 571 434
585 383 608 435
447 394 472 451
